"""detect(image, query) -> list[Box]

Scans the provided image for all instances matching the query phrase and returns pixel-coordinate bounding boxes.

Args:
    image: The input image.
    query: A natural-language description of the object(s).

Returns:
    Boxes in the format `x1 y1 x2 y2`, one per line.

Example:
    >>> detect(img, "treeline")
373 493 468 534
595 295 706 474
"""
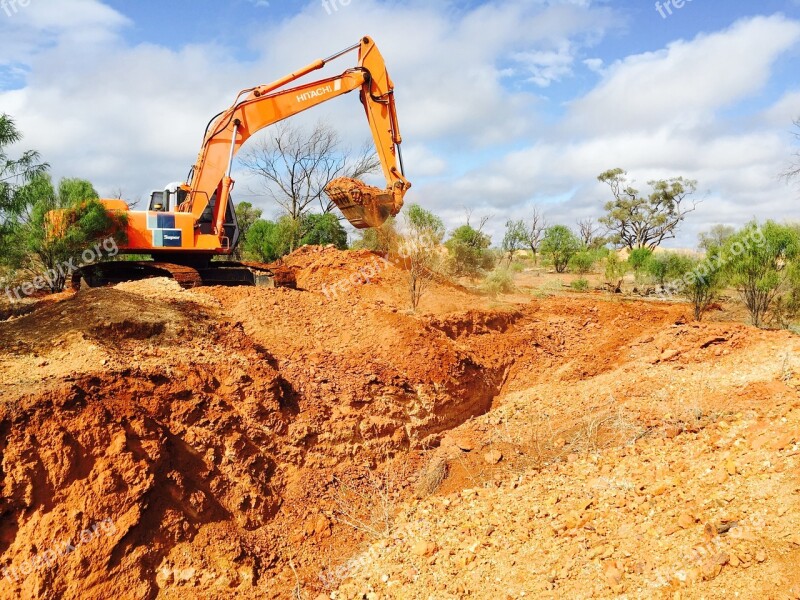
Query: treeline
2 111 799 330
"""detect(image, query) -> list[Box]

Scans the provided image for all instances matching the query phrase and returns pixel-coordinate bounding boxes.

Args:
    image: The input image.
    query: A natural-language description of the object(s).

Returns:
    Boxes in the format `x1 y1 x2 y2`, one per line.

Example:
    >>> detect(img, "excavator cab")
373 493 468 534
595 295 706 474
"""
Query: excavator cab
148 183 187 213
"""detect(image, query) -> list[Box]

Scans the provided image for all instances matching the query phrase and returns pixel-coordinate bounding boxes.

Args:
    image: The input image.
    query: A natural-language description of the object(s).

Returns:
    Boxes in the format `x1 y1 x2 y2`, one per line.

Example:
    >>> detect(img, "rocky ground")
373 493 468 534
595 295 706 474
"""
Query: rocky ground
0 246 798 599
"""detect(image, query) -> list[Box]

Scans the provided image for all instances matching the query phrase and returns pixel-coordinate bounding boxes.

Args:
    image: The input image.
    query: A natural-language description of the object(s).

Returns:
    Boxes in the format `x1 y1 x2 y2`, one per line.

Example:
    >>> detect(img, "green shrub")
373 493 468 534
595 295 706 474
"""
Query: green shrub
723 221 800 327
481 269 515 295
604 252 628 291
680 256 726 321
569 251 597 274
628 247 654 278
352 216 398 254
571 278 590 292
540 225 581 273
301 212 348 249
445 224 494 278
645 252 695 286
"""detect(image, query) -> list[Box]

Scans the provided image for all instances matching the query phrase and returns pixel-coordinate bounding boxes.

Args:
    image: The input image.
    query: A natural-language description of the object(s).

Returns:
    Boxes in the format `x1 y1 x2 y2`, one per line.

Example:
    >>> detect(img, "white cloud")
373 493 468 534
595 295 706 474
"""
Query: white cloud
426 14 800 247
567 15 800 134
0 0 616 199
0 2 798 250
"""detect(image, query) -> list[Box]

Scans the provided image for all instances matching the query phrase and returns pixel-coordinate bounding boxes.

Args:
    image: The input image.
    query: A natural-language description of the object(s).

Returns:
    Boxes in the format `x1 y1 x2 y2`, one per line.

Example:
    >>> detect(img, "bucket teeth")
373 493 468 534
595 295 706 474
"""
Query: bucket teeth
325 177 398 229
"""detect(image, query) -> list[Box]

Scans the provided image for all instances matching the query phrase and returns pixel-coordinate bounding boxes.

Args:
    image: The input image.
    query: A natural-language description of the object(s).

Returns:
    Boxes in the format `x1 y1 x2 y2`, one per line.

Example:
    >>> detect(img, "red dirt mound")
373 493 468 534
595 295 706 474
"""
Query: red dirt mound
1 247 798 599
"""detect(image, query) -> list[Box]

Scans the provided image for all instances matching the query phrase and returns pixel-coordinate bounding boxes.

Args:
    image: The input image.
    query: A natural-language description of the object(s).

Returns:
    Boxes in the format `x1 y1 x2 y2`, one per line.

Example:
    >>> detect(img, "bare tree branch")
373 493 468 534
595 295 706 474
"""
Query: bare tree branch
781 118 800 182
240 120 381 229
577 217 602 249
521 205 547 261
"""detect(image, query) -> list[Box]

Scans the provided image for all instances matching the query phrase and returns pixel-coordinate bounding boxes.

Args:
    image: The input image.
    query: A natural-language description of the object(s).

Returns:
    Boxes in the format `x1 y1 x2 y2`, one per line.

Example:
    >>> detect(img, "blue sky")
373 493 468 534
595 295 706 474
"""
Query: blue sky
1 0 800 247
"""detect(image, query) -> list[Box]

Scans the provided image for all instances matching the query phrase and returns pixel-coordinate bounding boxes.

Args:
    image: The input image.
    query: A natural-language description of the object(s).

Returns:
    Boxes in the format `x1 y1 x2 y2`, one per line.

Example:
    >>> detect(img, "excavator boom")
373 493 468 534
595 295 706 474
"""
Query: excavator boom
184 36 410 232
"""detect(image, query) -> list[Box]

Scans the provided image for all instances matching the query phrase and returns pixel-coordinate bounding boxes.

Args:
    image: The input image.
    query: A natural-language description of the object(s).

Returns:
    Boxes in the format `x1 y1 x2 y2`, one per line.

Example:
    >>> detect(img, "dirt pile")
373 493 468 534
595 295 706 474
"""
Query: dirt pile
0 246 798 599
338 397 800 599
0 252 508 599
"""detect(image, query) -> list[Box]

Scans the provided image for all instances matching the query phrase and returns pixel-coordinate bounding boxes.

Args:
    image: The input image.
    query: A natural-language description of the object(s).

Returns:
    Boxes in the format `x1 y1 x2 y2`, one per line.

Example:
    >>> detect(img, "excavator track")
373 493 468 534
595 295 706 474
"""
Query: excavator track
72 262 202 291
196 261 297 288
72 260 296 291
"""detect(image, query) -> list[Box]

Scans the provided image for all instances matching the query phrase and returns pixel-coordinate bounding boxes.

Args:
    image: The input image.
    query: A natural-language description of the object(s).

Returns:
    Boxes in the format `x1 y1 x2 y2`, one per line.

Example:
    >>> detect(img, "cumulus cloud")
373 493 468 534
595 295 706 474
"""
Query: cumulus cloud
0 1 798 248
431 14 800 246
566 15 800 134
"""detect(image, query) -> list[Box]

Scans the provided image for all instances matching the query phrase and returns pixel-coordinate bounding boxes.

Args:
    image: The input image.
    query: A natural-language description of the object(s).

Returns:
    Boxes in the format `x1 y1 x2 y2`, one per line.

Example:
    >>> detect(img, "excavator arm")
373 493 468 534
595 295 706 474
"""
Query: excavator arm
181 36 411 232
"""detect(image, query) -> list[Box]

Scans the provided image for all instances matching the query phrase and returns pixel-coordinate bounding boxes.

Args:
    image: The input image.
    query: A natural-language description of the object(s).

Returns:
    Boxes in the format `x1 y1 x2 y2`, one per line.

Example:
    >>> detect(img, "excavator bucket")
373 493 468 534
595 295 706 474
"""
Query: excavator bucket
325 177 399 229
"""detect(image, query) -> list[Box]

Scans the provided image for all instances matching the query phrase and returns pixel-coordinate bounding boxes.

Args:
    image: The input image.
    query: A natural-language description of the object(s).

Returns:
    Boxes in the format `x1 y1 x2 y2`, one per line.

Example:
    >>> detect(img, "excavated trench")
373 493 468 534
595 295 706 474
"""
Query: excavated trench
0 281 515 599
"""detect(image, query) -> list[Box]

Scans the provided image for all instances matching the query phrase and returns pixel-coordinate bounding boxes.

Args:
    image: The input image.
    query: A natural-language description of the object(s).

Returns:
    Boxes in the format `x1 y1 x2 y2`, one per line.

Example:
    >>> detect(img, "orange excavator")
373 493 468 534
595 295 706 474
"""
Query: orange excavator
73 36 410 288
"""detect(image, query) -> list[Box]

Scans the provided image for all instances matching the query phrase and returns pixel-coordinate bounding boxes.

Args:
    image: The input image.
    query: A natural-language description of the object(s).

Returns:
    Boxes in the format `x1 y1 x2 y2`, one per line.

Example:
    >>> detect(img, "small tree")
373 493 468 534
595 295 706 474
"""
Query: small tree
502 219 527 264
241 120 379 250
679 255 726 321
521 206 547 263
540 225 581 273
301 213 348 249
6 175 124 292
0 114 48 248
406 204 445 245
598 168 698 250
232 201 262 259
445 224 494 279
724 221 800 327
402 204 444 311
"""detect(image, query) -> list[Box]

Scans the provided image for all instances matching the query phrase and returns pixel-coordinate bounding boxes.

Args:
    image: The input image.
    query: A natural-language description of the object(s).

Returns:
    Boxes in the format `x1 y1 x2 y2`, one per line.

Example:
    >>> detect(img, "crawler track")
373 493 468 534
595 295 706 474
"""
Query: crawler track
72 260 297 290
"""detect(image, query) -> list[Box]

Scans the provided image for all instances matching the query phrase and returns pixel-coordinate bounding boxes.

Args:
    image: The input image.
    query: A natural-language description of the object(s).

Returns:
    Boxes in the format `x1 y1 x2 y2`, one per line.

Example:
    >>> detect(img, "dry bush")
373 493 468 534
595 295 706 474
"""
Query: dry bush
331 460 407 539
415 456 448 498
525 398 645 465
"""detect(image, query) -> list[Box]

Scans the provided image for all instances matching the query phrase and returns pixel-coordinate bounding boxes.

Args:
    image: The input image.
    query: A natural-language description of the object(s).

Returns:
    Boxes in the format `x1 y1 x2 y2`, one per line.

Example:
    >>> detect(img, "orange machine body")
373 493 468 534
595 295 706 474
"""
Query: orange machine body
99 36 410 257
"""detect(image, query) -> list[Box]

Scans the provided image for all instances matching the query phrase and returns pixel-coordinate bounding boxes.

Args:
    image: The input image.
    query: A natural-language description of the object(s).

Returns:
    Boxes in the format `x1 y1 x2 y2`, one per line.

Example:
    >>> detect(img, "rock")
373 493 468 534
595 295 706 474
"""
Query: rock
484 449 503 465
455 438 475 452
678 513 695 529
660 349 680 362
411 541 437 557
